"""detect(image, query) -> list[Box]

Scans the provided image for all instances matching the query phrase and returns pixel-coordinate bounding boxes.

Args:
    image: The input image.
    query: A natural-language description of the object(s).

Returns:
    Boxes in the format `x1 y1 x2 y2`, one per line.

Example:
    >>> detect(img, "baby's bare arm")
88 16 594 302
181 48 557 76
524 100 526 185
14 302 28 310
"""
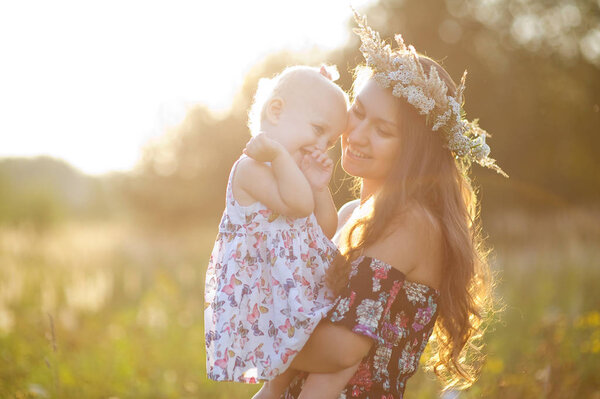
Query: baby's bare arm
300 149 338 237
240 134 314 217
312 187 338 239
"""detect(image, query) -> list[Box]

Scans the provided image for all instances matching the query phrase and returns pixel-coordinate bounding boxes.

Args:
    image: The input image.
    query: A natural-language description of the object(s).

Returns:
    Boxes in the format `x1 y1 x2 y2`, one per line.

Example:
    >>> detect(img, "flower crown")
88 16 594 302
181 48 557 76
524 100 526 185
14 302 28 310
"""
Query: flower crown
353 10 508 177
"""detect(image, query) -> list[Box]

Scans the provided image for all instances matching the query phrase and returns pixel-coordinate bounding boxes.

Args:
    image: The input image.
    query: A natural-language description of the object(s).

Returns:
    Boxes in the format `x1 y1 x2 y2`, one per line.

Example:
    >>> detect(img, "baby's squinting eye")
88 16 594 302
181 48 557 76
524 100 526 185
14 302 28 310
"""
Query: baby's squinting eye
312 125 325 136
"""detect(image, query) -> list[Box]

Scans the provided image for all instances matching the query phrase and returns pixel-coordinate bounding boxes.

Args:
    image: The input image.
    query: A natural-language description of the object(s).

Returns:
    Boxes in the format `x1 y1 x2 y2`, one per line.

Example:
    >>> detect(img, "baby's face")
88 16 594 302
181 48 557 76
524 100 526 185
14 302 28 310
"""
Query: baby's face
273 84 348 163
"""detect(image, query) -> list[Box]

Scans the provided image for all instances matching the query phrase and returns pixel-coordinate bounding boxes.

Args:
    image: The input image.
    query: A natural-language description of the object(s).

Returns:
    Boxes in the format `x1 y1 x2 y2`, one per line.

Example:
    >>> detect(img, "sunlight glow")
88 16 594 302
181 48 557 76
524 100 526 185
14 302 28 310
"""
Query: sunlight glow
0 0 376 175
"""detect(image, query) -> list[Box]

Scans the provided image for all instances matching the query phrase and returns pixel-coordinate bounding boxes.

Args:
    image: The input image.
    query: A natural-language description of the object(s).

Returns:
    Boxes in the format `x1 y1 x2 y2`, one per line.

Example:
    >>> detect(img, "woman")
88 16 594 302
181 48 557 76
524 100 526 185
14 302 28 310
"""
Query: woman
258 12 507 398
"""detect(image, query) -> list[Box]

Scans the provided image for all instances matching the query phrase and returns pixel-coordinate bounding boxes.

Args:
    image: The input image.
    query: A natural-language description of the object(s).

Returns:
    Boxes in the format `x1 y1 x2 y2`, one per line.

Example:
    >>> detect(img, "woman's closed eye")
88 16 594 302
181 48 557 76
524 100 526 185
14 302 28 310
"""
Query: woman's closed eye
376 126 393 137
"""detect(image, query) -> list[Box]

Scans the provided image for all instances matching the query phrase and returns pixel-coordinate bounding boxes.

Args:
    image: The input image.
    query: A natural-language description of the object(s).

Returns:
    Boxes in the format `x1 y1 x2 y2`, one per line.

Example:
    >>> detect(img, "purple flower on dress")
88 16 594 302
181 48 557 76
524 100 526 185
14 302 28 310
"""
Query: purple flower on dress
412 305 435 332
354 299 384 339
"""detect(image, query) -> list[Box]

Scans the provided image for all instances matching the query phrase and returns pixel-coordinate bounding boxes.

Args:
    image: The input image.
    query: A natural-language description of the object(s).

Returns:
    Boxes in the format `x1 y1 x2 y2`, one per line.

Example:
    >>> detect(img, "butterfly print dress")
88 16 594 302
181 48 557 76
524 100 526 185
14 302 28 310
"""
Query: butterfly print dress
204 155 337 383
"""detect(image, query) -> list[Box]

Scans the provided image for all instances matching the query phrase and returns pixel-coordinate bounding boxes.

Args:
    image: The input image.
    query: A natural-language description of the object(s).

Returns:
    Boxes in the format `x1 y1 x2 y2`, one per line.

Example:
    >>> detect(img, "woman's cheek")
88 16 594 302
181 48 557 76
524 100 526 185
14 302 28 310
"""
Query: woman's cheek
372 135 398 161
383 136 402 162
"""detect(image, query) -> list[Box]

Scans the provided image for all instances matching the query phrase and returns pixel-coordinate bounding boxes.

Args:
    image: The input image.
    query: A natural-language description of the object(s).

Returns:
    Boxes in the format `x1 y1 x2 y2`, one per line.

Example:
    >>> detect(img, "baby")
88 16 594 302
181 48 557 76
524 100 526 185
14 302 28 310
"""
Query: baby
204 65 357 398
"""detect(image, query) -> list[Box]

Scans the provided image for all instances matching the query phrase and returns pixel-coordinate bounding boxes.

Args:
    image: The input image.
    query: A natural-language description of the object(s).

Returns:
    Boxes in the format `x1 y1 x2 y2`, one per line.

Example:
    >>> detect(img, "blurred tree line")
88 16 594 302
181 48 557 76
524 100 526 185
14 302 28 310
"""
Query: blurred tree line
2 0 598 229
0 157 122 231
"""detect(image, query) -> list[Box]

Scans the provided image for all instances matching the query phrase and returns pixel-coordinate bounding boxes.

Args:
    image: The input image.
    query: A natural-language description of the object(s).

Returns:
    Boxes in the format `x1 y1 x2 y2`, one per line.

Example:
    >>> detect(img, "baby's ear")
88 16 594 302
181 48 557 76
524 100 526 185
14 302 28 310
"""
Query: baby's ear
265 97 284 124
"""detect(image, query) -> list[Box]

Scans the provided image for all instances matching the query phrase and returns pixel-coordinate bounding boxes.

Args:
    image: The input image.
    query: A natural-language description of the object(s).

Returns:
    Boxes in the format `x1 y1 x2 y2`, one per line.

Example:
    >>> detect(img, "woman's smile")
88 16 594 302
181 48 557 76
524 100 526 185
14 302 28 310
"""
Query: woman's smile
345 144 370 160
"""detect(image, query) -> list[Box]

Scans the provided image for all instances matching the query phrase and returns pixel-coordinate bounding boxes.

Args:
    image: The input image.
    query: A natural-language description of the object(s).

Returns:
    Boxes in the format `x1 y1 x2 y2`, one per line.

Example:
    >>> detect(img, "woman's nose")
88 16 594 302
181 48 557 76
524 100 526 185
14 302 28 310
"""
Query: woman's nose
347 119 369 145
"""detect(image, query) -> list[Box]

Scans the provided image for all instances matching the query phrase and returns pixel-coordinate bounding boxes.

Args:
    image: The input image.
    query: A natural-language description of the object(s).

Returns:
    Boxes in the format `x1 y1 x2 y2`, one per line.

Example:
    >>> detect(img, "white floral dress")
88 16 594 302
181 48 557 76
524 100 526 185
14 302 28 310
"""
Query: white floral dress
204 155 337 383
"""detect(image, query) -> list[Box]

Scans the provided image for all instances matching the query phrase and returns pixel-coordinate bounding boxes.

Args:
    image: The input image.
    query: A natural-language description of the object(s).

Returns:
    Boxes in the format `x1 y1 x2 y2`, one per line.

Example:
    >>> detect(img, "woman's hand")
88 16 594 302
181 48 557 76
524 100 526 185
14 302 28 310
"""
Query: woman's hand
300 148 334 191
244 132 286 163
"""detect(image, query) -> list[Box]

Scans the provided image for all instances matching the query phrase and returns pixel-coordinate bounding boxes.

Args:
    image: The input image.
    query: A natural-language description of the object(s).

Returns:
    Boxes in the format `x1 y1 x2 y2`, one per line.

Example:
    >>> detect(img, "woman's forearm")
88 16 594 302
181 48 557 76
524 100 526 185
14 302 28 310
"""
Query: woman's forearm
290 321 373 373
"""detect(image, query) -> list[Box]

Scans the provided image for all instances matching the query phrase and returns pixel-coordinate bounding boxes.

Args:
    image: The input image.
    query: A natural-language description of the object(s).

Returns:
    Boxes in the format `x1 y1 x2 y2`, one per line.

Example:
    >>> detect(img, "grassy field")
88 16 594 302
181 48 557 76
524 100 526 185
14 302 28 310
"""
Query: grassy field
1 208 599 398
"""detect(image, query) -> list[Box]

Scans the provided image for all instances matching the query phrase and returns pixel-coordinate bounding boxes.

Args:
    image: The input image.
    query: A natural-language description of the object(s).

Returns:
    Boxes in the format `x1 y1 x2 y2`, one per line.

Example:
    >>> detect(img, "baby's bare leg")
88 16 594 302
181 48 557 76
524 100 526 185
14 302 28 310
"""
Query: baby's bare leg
297 362 360 399
252 368 298 399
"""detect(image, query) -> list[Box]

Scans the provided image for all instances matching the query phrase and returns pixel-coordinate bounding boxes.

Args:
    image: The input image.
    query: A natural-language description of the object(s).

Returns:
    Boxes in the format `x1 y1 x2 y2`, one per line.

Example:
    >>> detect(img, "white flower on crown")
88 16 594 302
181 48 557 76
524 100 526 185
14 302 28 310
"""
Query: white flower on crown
391 83 403 98
448 97 462 119
374 72 392 88
432 109 452 132
448 132 472 157
471 135 491 161
403 86 436 115
389 67 415 85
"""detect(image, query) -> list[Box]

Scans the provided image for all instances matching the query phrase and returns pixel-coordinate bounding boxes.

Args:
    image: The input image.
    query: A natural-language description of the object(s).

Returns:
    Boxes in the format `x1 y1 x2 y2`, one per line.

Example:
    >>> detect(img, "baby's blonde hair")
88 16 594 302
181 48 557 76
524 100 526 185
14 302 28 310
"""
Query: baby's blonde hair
247 65 348 136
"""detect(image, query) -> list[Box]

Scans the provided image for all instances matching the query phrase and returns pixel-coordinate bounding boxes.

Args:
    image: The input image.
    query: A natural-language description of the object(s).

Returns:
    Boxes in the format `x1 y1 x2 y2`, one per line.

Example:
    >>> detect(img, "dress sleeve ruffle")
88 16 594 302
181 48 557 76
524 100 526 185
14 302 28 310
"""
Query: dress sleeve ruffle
326 256 407 344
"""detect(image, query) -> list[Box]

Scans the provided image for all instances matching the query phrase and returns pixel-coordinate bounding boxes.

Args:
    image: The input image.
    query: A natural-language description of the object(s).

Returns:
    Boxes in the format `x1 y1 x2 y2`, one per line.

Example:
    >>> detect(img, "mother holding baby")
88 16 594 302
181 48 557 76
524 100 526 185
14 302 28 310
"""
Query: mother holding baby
206 11 508 399
271 13 507 398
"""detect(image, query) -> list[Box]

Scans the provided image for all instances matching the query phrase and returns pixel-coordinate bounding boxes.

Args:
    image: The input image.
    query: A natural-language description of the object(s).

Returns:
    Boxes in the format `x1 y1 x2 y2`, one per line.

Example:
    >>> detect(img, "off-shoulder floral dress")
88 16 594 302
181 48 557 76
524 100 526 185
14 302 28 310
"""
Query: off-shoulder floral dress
204 155 337 383
282 255 440 399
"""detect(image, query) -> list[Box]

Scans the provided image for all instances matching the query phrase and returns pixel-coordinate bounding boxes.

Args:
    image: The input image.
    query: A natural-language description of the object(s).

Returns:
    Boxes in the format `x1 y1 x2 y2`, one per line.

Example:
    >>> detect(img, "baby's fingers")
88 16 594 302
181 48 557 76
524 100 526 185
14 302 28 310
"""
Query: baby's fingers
310 149 322 159
316 152 330 166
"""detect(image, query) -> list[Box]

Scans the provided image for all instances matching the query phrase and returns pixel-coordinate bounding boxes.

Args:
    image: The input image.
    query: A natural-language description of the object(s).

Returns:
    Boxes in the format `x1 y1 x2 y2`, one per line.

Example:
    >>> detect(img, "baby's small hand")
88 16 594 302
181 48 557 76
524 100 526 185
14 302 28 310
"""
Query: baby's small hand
300 148 334 191
244 133 285 162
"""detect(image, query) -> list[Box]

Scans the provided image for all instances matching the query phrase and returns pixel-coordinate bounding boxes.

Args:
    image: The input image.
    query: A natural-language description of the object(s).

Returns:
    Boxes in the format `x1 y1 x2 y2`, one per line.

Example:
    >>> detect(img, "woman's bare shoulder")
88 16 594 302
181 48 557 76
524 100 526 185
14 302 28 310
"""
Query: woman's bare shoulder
364 204 443 289
403 205 444 289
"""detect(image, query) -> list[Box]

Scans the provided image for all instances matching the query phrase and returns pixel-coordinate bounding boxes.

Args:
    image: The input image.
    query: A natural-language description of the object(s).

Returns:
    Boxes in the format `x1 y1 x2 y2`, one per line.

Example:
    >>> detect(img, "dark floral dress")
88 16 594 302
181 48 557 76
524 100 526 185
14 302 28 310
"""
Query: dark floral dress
282 255 440 399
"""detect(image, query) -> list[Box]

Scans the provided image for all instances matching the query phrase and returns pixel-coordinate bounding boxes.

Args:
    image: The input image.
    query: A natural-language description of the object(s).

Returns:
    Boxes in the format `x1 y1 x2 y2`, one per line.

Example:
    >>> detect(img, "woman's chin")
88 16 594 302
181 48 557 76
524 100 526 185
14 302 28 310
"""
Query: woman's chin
341 154 368 177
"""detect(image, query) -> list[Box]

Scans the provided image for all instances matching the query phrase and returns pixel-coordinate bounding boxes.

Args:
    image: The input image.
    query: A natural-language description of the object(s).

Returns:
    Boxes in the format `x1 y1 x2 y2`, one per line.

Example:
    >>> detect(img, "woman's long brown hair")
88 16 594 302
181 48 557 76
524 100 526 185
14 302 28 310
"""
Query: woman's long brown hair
326 59 494 390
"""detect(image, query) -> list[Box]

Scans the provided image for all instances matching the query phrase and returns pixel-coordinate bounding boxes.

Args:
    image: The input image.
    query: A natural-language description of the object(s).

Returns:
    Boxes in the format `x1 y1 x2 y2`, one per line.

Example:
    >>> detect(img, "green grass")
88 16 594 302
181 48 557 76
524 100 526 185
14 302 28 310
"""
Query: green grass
1 209 599 398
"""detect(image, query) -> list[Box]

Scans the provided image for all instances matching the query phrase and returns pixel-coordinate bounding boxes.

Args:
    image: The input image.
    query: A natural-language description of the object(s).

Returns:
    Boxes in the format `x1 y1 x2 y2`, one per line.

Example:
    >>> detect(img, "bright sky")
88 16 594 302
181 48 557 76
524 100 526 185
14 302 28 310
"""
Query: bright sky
0 0 375 175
